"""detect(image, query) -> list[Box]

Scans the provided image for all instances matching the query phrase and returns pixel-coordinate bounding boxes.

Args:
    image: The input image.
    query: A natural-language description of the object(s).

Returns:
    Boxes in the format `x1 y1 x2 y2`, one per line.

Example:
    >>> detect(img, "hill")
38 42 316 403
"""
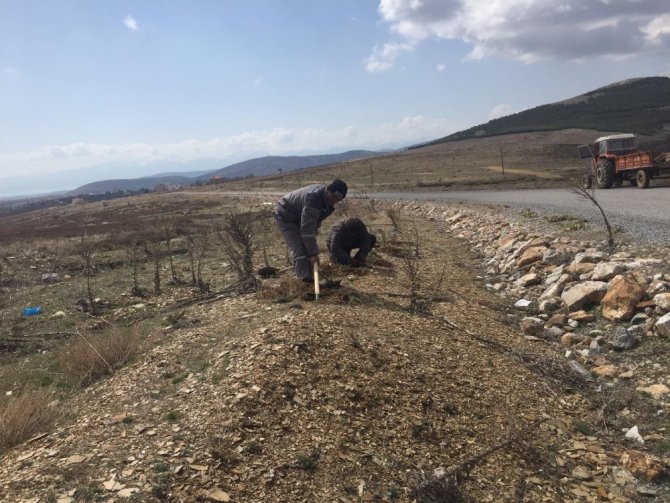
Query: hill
196 150 383 180
70 175 194 195
69 151 382 195
426 77 670 148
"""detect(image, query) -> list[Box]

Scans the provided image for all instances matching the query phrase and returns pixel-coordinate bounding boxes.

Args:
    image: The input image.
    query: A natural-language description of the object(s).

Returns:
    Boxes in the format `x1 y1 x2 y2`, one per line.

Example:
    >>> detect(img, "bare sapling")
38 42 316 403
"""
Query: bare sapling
571 180 615 248
185 225 210 293
160 217 184 285
401 247 422 313
386 206 403 233
78 228 97 313
143 229 163 296
215 211 258 290
400 230 447 313
118 232 145 296
0 254 9 308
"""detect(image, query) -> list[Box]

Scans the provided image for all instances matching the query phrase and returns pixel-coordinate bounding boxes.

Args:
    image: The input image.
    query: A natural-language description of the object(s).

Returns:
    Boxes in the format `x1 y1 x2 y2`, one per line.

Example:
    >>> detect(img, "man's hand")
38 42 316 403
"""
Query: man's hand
310 255 320 266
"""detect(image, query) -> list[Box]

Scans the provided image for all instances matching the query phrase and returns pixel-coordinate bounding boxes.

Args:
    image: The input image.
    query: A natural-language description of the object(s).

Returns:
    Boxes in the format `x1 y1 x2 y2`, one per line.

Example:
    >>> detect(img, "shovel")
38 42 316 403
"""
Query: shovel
313 261 320 301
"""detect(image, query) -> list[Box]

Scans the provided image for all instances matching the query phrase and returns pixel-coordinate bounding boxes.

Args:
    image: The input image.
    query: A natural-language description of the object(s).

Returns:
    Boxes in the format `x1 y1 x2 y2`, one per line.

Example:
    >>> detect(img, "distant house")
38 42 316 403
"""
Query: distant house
153 184 182 193
71 197 84 204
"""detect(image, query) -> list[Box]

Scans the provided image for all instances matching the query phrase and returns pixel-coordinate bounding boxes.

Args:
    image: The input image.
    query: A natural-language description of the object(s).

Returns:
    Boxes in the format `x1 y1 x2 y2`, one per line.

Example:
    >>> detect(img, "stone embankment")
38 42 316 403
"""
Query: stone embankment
389 200 670 363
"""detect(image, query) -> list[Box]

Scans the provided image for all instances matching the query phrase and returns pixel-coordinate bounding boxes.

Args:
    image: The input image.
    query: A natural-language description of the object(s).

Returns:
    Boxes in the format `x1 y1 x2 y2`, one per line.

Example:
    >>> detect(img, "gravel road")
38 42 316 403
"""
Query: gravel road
367 187 670 246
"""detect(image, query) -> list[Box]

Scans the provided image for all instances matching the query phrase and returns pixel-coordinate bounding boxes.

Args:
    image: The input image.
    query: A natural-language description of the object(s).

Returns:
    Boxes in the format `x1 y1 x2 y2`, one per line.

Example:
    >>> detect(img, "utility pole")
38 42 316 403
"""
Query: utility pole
500 146 505 178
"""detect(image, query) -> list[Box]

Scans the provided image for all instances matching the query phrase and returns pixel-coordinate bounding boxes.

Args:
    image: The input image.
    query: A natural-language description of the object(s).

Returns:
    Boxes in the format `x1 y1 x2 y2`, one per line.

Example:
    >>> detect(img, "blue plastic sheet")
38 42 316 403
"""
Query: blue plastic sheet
22 306 43 317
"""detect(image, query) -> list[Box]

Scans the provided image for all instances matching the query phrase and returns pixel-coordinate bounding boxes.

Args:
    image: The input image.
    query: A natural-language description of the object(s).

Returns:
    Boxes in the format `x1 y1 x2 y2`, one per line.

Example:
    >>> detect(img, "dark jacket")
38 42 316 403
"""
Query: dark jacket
327 218 373 265
274 184 336 257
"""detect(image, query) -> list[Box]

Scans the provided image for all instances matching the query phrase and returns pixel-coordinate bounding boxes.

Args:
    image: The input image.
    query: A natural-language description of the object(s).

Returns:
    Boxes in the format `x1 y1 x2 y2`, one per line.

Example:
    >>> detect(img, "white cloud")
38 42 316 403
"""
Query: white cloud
124 15 139 32
488 104 517 121
253 77 264 87
642 14 670 45
371 0 670 67
436 63 446 72
0 118 458 177
2 66 19 75
365 41 415 73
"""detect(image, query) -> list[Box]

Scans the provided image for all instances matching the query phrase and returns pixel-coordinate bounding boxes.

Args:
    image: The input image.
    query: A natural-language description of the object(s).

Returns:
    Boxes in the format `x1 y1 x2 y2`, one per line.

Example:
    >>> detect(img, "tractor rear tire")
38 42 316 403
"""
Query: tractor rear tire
595 159 614 189
636 169 651 189
583 174 592 189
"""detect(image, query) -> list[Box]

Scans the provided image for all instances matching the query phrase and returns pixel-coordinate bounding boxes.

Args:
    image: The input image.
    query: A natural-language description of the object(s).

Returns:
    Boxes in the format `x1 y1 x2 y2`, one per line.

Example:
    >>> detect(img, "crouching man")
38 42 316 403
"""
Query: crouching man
327 217 377 267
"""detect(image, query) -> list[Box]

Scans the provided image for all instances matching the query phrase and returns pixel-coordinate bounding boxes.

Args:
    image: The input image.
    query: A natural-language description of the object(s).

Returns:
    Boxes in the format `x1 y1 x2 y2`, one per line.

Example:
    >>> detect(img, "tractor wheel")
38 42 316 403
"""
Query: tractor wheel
582 174 592 189
595 159 614 189
636 169 651 189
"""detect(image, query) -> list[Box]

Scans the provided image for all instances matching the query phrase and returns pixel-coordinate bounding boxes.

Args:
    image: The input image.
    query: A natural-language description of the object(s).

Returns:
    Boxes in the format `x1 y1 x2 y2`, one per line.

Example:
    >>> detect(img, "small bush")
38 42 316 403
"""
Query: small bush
257 276 307 303
57 326 142 387
0 389 58 453
573 419 595 436
520 208 538 218
296 449 320 471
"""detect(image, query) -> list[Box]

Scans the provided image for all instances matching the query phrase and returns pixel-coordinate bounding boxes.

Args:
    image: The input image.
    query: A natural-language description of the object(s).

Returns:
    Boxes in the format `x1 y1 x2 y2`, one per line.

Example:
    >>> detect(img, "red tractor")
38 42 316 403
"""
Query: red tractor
577 133 670 189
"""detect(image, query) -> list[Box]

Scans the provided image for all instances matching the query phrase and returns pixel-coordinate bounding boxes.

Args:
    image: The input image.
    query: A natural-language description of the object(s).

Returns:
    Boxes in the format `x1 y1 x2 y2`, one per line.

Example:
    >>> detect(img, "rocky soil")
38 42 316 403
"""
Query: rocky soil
0 198 669 503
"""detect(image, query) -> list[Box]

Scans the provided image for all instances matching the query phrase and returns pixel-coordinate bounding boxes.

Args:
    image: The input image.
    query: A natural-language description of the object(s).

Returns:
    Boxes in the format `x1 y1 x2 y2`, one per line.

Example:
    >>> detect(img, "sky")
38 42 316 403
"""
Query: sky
1 0 670 196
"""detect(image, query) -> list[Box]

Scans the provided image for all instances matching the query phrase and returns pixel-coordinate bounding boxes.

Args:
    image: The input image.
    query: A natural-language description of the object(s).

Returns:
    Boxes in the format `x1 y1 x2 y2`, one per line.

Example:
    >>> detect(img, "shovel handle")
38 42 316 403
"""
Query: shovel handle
313 261 320 300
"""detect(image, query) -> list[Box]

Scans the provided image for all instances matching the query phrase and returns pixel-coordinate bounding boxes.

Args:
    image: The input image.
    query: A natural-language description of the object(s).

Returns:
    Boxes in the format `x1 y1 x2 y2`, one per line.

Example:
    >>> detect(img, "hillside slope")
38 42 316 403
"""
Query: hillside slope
428 77 670 148
198 150 383 180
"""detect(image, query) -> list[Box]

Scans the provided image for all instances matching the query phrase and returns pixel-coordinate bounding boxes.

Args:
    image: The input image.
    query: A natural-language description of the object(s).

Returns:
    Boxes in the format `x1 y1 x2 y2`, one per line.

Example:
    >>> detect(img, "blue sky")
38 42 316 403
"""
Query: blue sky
1 0 669 195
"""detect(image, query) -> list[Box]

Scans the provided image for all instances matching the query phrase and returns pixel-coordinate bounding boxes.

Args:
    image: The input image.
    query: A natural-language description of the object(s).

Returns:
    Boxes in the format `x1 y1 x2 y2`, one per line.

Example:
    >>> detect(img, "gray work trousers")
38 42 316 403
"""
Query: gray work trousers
274 215 313 281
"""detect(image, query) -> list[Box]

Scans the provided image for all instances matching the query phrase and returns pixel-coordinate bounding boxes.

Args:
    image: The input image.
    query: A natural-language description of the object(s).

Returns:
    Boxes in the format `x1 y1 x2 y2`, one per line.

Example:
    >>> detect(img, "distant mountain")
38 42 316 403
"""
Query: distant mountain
70 175 193 195
68 150 383 194
422 76 670 149
197 150 382 181
150 169 211 178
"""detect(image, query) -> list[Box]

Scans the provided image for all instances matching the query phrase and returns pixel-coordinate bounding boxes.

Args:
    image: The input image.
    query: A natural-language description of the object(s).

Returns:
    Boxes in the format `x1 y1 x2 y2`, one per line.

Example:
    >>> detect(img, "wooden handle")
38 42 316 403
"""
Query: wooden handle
313 262 320 300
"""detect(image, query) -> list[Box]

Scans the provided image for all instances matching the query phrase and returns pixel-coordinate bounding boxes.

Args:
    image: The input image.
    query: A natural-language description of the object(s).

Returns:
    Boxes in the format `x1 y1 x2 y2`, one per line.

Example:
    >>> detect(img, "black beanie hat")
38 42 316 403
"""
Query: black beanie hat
326 179 347 198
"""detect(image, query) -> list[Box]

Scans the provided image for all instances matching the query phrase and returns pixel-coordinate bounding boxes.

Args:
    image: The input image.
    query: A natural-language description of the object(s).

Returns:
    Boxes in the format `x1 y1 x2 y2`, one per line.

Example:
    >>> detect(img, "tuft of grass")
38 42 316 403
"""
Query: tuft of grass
573 419 595 436
171 372 189 385
0 389 58 453
545 213 588 231
163 411 181 422
520 208 538 218
57 326 142 387
296 449 320 471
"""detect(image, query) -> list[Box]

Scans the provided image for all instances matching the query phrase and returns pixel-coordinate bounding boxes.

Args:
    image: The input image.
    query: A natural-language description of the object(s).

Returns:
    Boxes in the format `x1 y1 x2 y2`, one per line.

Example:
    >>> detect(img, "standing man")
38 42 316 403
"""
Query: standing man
274 179 347 282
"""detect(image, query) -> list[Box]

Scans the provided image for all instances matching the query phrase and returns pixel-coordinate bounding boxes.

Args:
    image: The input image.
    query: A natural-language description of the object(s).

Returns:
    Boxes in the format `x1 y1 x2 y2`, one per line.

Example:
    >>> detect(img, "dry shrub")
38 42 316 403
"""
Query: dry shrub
0 389 58 452
57 326 142 387
257 276 308 303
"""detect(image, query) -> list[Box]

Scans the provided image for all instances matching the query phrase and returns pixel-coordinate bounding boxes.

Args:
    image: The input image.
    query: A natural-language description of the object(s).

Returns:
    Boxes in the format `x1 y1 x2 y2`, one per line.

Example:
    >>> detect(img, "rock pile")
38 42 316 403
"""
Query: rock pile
386 201 670 354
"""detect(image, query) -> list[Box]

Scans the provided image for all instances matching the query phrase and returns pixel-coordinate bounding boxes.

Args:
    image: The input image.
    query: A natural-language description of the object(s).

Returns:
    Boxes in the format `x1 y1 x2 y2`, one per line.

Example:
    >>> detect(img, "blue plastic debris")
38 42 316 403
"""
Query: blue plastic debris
22 306 43 317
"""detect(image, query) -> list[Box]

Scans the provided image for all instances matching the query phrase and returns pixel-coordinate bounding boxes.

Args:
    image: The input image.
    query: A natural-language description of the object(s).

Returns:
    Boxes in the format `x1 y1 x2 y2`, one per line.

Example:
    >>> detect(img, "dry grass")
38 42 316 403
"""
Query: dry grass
57 326 142 387
257 275 310 303
0 388 58 453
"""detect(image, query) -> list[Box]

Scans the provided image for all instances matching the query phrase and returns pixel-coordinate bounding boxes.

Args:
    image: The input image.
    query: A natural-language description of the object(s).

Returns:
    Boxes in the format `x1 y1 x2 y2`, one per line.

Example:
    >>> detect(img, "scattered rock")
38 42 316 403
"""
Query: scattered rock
561 281 608 311
601 274 643 321
620 450 667 481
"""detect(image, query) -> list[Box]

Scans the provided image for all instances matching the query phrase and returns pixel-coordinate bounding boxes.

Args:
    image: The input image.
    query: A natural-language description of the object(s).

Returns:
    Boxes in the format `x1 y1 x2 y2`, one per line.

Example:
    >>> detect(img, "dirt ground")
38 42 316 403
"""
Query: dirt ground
0 193 667 502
